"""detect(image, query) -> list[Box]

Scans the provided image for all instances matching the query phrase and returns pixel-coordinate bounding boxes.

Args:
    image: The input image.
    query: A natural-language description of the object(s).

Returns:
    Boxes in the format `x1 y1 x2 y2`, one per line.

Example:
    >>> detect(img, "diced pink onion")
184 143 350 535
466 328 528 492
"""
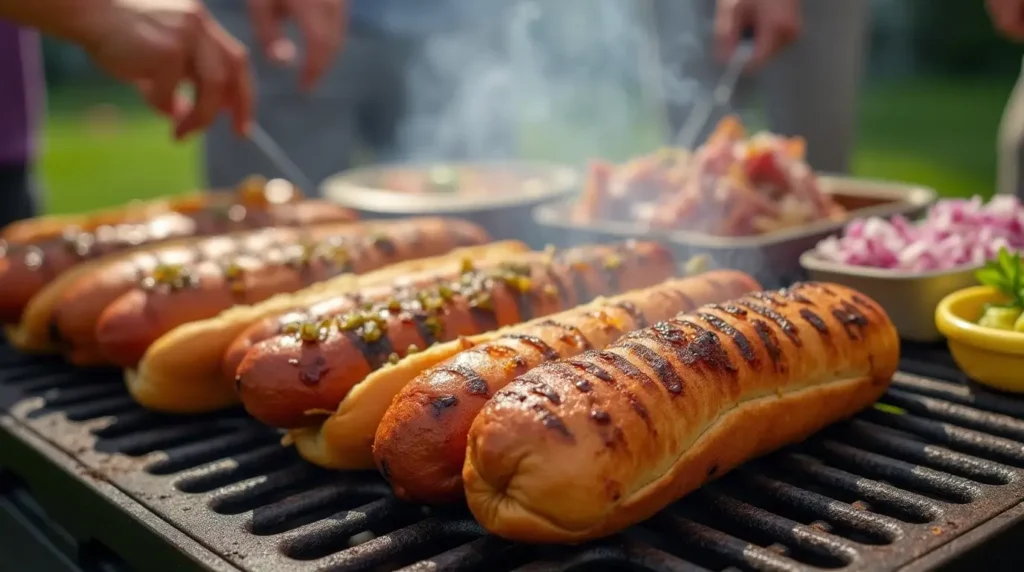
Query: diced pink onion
812 196 1024 271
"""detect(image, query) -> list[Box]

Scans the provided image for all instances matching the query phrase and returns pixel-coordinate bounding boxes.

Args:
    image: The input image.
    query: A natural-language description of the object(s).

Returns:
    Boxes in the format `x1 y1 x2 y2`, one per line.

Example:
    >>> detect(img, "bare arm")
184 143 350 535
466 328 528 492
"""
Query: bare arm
0 0 253 140
0 0 107 44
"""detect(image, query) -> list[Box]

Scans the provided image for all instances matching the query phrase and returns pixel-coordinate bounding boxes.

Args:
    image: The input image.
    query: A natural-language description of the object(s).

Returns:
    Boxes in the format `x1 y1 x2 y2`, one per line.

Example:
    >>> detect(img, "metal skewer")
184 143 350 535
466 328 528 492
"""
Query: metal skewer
672 38 754 149
247 123 317 195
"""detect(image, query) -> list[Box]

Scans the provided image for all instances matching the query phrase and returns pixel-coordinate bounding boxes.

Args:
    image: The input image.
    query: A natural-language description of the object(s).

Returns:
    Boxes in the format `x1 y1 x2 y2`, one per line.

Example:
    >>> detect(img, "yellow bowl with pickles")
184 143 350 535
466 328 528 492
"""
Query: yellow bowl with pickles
935 285 1024 392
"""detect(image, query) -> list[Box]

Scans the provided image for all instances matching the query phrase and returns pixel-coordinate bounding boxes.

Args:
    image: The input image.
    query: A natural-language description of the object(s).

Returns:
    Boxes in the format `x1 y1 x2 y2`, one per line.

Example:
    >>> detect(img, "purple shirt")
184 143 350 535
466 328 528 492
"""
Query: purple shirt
0 20 43 166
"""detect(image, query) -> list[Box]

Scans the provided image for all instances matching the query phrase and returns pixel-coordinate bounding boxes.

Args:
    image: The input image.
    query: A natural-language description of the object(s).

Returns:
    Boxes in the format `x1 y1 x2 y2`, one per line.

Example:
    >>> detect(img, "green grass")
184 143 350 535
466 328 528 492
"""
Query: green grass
854 77 1014 198
37 76 1014 214
40 87 200 214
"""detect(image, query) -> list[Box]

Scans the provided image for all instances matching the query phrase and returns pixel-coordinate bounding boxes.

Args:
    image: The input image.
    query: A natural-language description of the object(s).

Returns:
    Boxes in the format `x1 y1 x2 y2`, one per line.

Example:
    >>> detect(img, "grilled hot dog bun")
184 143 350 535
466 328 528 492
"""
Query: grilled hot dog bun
96 217 490 368
221 250 555 384
373 270 761 504
0 175 288 244
464 282 899 543
0 197 356 326
47 222 376 365
126 242 526 413
240 241 676 431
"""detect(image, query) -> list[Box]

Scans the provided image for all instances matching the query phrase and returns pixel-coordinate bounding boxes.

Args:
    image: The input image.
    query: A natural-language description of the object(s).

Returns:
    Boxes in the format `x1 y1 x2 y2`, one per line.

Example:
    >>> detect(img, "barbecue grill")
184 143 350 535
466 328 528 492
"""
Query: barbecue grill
2 339 1024 572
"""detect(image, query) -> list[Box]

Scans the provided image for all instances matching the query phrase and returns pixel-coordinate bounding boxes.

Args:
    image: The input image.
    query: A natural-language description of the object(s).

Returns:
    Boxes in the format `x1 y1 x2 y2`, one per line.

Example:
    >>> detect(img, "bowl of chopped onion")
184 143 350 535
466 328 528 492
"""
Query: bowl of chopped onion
936 256 1024 392
801 195 1024 341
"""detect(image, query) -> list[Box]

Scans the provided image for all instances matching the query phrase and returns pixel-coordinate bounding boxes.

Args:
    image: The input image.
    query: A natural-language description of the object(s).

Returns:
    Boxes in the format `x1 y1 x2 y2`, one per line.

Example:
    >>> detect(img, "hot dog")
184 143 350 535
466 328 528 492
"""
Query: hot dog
36 223 360 364
0 175 283 244
221 249 556 385
372 270 761 504
0 196 357 325
94 217 491 368
463 283 900 543
237 241 677 431
125 241 528 414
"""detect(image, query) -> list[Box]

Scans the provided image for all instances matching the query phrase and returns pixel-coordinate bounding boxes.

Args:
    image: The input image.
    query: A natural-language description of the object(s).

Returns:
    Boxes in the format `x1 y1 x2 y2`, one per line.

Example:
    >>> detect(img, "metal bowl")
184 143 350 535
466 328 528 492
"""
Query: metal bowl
800 251 981 342
321 161 578 248
534 175 938 289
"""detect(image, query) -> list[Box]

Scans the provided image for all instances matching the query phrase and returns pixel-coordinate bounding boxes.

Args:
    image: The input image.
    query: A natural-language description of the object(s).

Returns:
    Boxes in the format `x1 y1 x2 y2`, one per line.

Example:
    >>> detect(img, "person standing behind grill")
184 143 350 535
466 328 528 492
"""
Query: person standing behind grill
203 0 470 193
0 21 44 230
651 0 870 173
0 0 255 227
991 0 1024 198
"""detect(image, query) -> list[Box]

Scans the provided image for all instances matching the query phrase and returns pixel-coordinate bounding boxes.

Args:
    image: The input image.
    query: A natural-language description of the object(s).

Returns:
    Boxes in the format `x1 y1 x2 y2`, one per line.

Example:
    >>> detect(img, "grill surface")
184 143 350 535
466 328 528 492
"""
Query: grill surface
2 341 1024 571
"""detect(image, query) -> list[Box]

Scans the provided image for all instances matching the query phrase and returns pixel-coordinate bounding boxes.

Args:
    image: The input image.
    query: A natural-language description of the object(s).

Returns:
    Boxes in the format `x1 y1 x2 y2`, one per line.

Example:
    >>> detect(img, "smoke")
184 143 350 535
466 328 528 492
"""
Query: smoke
391 0 707 163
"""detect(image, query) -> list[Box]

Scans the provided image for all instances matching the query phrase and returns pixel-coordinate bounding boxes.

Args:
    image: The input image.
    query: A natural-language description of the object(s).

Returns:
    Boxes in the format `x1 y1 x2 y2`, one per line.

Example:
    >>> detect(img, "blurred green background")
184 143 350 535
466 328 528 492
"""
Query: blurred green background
36 0 1022 214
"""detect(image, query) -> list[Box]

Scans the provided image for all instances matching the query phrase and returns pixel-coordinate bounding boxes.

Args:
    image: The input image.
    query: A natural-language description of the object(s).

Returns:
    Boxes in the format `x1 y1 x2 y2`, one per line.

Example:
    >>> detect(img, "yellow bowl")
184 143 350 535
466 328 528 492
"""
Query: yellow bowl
935 286 1024 392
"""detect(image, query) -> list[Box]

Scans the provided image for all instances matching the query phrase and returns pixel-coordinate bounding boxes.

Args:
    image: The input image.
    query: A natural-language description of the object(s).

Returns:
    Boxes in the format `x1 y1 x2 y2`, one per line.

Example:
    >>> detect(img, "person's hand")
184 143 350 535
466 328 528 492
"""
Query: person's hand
714 0 802 69
247 0 347 90
988 0 1024 42
79 0 253 140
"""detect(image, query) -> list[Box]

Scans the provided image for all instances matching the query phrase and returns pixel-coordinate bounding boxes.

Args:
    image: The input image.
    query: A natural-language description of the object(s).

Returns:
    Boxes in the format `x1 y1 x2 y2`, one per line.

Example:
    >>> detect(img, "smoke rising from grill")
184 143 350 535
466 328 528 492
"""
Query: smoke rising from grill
391 0 705 163
381 1 770 282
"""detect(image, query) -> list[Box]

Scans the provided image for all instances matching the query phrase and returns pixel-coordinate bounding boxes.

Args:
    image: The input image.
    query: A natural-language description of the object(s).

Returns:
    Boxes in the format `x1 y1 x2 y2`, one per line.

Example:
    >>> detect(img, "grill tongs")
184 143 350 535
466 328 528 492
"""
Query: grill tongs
672 31 755 149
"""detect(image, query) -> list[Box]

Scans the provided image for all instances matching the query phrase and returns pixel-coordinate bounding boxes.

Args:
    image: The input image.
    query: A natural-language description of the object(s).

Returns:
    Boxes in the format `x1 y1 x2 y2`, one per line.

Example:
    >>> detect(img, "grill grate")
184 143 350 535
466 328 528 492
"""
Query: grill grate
2 341 1024 571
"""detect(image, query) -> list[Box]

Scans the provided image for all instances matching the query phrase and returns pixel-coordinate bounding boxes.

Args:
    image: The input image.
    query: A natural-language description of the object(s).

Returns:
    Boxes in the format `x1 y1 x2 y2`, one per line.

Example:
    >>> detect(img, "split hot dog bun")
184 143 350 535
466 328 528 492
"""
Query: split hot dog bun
0 175 289 244
96 217 490 368
13 218 366 363
287 245 690 471
240 241 677 432
126 241 528 413
1 188 217 245
464 282 899 543
47 221 377 366
0 195 356 325
373 270 761 504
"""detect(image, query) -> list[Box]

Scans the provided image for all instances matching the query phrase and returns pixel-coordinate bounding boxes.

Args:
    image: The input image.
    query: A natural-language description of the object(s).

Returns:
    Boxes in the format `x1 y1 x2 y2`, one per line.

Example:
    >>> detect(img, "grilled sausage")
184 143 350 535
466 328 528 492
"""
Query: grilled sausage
92 218 490 368
463 283 900 543
46 225 339 365
236 241 677 429
373 270 761 504
221 252 558 384
0 175 284 244
125 242 530 414
0 197 357 324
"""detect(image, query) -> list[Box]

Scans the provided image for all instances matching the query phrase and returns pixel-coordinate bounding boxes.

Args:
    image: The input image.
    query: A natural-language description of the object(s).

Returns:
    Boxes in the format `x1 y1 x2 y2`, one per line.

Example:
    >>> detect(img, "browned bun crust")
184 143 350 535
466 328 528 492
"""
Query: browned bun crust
464 282 900 543
95 218 490 368
236 241 677 430
374 270 761 504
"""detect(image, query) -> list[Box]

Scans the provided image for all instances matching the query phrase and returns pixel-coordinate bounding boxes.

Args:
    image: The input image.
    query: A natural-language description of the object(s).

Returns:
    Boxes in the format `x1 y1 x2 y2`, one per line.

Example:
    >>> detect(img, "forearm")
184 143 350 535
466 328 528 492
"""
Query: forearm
0 0 111 48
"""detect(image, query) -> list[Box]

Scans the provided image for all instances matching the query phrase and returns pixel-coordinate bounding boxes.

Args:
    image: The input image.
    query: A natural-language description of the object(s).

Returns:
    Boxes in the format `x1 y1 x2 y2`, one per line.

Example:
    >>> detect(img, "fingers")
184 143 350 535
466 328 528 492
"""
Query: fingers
248 0 296 64
988 0 1024 41
715 0 801 69
713 0 742 62
290 0 345 90
175 19 252 139
750 3 801 68
136 53 188 118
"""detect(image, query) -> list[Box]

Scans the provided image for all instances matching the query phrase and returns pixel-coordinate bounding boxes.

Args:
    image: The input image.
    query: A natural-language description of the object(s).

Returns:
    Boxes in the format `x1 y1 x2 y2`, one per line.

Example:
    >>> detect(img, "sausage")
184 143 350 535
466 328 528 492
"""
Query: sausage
235 241 677 429
0 197 357 324
125 242 530 414
221 253 550 384
48 226 318 365
463 282 900 543
0 175 286 244
95 218 491 368
373 270 761 504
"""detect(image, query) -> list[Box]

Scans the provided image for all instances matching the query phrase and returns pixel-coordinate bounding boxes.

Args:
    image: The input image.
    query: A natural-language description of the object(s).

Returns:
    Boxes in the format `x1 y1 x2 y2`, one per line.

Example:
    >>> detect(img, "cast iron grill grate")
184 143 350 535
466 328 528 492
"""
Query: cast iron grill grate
2 340 1024 571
